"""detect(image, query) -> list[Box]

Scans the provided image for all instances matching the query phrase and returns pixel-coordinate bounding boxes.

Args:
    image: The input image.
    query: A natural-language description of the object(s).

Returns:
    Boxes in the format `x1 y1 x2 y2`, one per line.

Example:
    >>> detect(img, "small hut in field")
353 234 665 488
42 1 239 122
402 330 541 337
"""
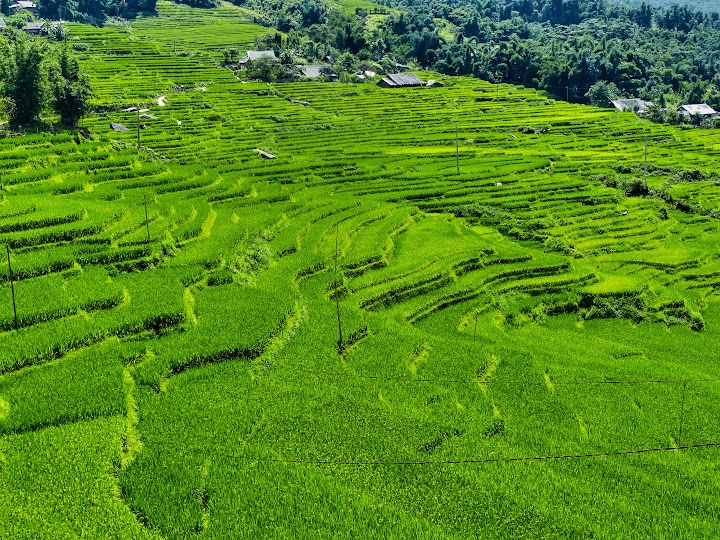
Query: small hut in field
377 73 424 88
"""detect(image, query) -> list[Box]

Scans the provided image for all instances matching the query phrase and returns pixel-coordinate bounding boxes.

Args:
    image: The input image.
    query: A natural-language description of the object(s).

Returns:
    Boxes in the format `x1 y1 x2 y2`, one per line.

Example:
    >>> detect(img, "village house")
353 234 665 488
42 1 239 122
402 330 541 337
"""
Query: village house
678 104 718 119
611 98 652 114
20 20 62 35
10 1 38 15
237 50 277 69
22 21 45 34
300 65 324 79
377 73 424 88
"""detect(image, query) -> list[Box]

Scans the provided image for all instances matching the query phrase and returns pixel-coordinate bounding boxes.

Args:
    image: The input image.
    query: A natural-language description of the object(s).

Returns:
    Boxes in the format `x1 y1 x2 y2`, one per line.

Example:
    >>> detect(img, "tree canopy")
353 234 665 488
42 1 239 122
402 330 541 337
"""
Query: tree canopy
234 0 720 111
0 32 91 127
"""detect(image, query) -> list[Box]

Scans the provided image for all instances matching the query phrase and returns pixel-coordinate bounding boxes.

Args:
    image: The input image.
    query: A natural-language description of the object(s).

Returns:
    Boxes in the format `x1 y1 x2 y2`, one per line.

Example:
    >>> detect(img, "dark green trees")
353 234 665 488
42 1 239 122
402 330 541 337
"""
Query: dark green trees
0 35 91 127
1 36 47 125
52 47 92 127
586 81 621 108
245 56 298 82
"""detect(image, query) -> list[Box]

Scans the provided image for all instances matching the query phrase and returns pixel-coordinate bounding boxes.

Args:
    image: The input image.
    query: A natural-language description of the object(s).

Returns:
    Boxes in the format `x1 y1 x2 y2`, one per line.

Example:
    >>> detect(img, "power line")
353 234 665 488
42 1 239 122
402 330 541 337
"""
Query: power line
166 441 720 467
286 367 720 387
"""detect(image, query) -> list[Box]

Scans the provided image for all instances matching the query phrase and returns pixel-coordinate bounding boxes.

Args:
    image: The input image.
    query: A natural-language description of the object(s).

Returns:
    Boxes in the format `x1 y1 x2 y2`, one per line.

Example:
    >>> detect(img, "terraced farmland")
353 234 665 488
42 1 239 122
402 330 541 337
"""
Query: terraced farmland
2 4 720 538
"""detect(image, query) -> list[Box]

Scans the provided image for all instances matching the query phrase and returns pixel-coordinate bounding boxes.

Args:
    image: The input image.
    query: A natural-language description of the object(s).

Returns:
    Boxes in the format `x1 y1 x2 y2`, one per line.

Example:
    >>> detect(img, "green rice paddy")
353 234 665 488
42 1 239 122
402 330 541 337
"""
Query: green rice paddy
1 2 720 537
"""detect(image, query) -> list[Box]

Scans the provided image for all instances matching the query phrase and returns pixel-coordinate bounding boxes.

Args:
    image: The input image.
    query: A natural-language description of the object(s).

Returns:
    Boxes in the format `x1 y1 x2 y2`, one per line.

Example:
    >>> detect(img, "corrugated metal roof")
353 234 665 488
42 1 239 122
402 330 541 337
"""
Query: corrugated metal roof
301 65 323 78
245 50 276 62
611 99 650 112
22 21 45 31
386 73 424 86
110 123 129 133
679 104 717 116
254 149 276 159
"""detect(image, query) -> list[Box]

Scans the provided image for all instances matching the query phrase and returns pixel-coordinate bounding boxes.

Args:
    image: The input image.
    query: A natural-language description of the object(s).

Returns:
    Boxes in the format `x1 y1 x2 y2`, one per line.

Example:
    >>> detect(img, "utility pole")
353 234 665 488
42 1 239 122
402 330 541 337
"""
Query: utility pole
6 245 18 331
566 86 569 102
455 122 460 174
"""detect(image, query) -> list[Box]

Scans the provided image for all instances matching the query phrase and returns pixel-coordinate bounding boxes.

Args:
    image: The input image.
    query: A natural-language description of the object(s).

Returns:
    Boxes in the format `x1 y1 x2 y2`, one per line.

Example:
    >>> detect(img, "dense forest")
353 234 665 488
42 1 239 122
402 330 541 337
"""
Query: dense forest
617 0 718 13
1 0 156 22
232 0 720 112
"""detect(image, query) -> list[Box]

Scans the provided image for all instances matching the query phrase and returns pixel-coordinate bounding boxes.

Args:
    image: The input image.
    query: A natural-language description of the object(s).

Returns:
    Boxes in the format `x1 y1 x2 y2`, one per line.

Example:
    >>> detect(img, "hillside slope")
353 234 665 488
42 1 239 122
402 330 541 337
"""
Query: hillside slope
1 4 720 538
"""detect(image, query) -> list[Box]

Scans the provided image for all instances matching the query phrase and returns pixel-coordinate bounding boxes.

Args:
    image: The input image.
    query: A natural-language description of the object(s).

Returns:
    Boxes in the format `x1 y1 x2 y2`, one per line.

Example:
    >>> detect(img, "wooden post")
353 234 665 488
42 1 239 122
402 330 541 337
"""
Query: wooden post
144 195 151 244
455 122 460 174
334 224 343 352
644 136 648 182
137 105 141 152
6 245 18 331
566 86 569 102
678 380 688 447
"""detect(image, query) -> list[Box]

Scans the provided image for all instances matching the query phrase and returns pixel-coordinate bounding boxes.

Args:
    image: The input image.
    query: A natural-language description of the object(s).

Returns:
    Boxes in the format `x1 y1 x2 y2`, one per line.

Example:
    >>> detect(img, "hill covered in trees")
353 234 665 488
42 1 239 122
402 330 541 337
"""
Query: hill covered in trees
229 0 720 109
614 0 718 13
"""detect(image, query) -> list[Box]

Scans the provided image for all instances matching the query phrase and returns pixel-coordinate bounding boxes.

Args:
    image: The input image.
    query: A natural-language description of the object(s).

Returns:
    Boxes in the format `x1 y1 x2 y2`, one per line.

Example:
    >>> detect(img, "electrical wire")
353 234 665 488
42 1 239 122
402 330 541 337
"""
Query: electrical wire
284 366 720 387
166 441 720 467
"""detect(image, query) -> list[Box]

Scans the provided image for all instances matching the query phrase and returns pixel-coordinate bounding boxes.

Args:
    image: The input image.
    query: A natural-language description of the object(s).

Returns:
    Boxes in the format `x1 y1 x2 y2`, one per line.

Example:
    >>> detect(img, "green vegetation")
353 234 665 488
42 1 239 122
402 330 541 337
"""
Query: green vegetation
0 32 91 126
0 2 720 538
229 0 720 114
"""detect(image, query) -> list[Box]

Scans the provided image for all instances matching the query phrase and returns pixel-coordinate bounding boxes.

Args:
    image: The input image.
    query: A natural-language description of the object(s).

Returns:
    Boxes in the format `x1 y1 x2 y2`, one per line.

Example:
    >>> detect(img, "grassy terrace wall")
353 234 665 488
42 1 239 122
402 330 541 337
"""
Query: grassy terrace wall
1 3 720 537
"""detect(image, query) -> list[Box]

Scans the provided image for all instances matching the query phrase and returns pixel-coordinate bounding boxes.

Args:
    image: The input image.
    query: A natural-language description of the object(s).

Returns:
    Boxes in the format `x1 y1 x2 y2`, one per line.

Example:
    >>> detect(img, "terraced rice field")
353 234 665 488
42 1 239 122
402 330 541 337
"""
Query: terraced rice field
2 4 720 538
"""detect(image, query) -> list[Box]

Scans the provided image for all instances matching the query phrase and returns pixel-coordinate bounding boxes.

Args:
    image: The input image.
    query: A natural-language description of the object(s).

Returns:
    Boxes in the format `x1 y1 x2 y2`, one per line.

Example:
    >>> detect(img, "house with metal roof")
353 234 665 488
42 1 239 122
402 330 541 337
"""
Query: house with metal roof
10 1 37 14
238 50 277 69
611 98 651 113
377 73 424 88
678 104 718 118
22 21 46 34
300 64 324 78
110 123 129 133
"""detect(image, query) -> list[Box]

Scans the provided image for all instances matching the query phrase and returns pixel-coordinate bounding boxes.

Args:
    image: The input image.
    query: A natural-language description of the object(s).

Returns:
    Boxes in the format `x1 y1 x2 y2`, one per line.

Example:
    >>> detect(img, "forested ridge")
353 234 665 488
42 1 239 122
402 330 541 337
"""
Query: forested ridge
232 0 720 108
616 0 717 13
